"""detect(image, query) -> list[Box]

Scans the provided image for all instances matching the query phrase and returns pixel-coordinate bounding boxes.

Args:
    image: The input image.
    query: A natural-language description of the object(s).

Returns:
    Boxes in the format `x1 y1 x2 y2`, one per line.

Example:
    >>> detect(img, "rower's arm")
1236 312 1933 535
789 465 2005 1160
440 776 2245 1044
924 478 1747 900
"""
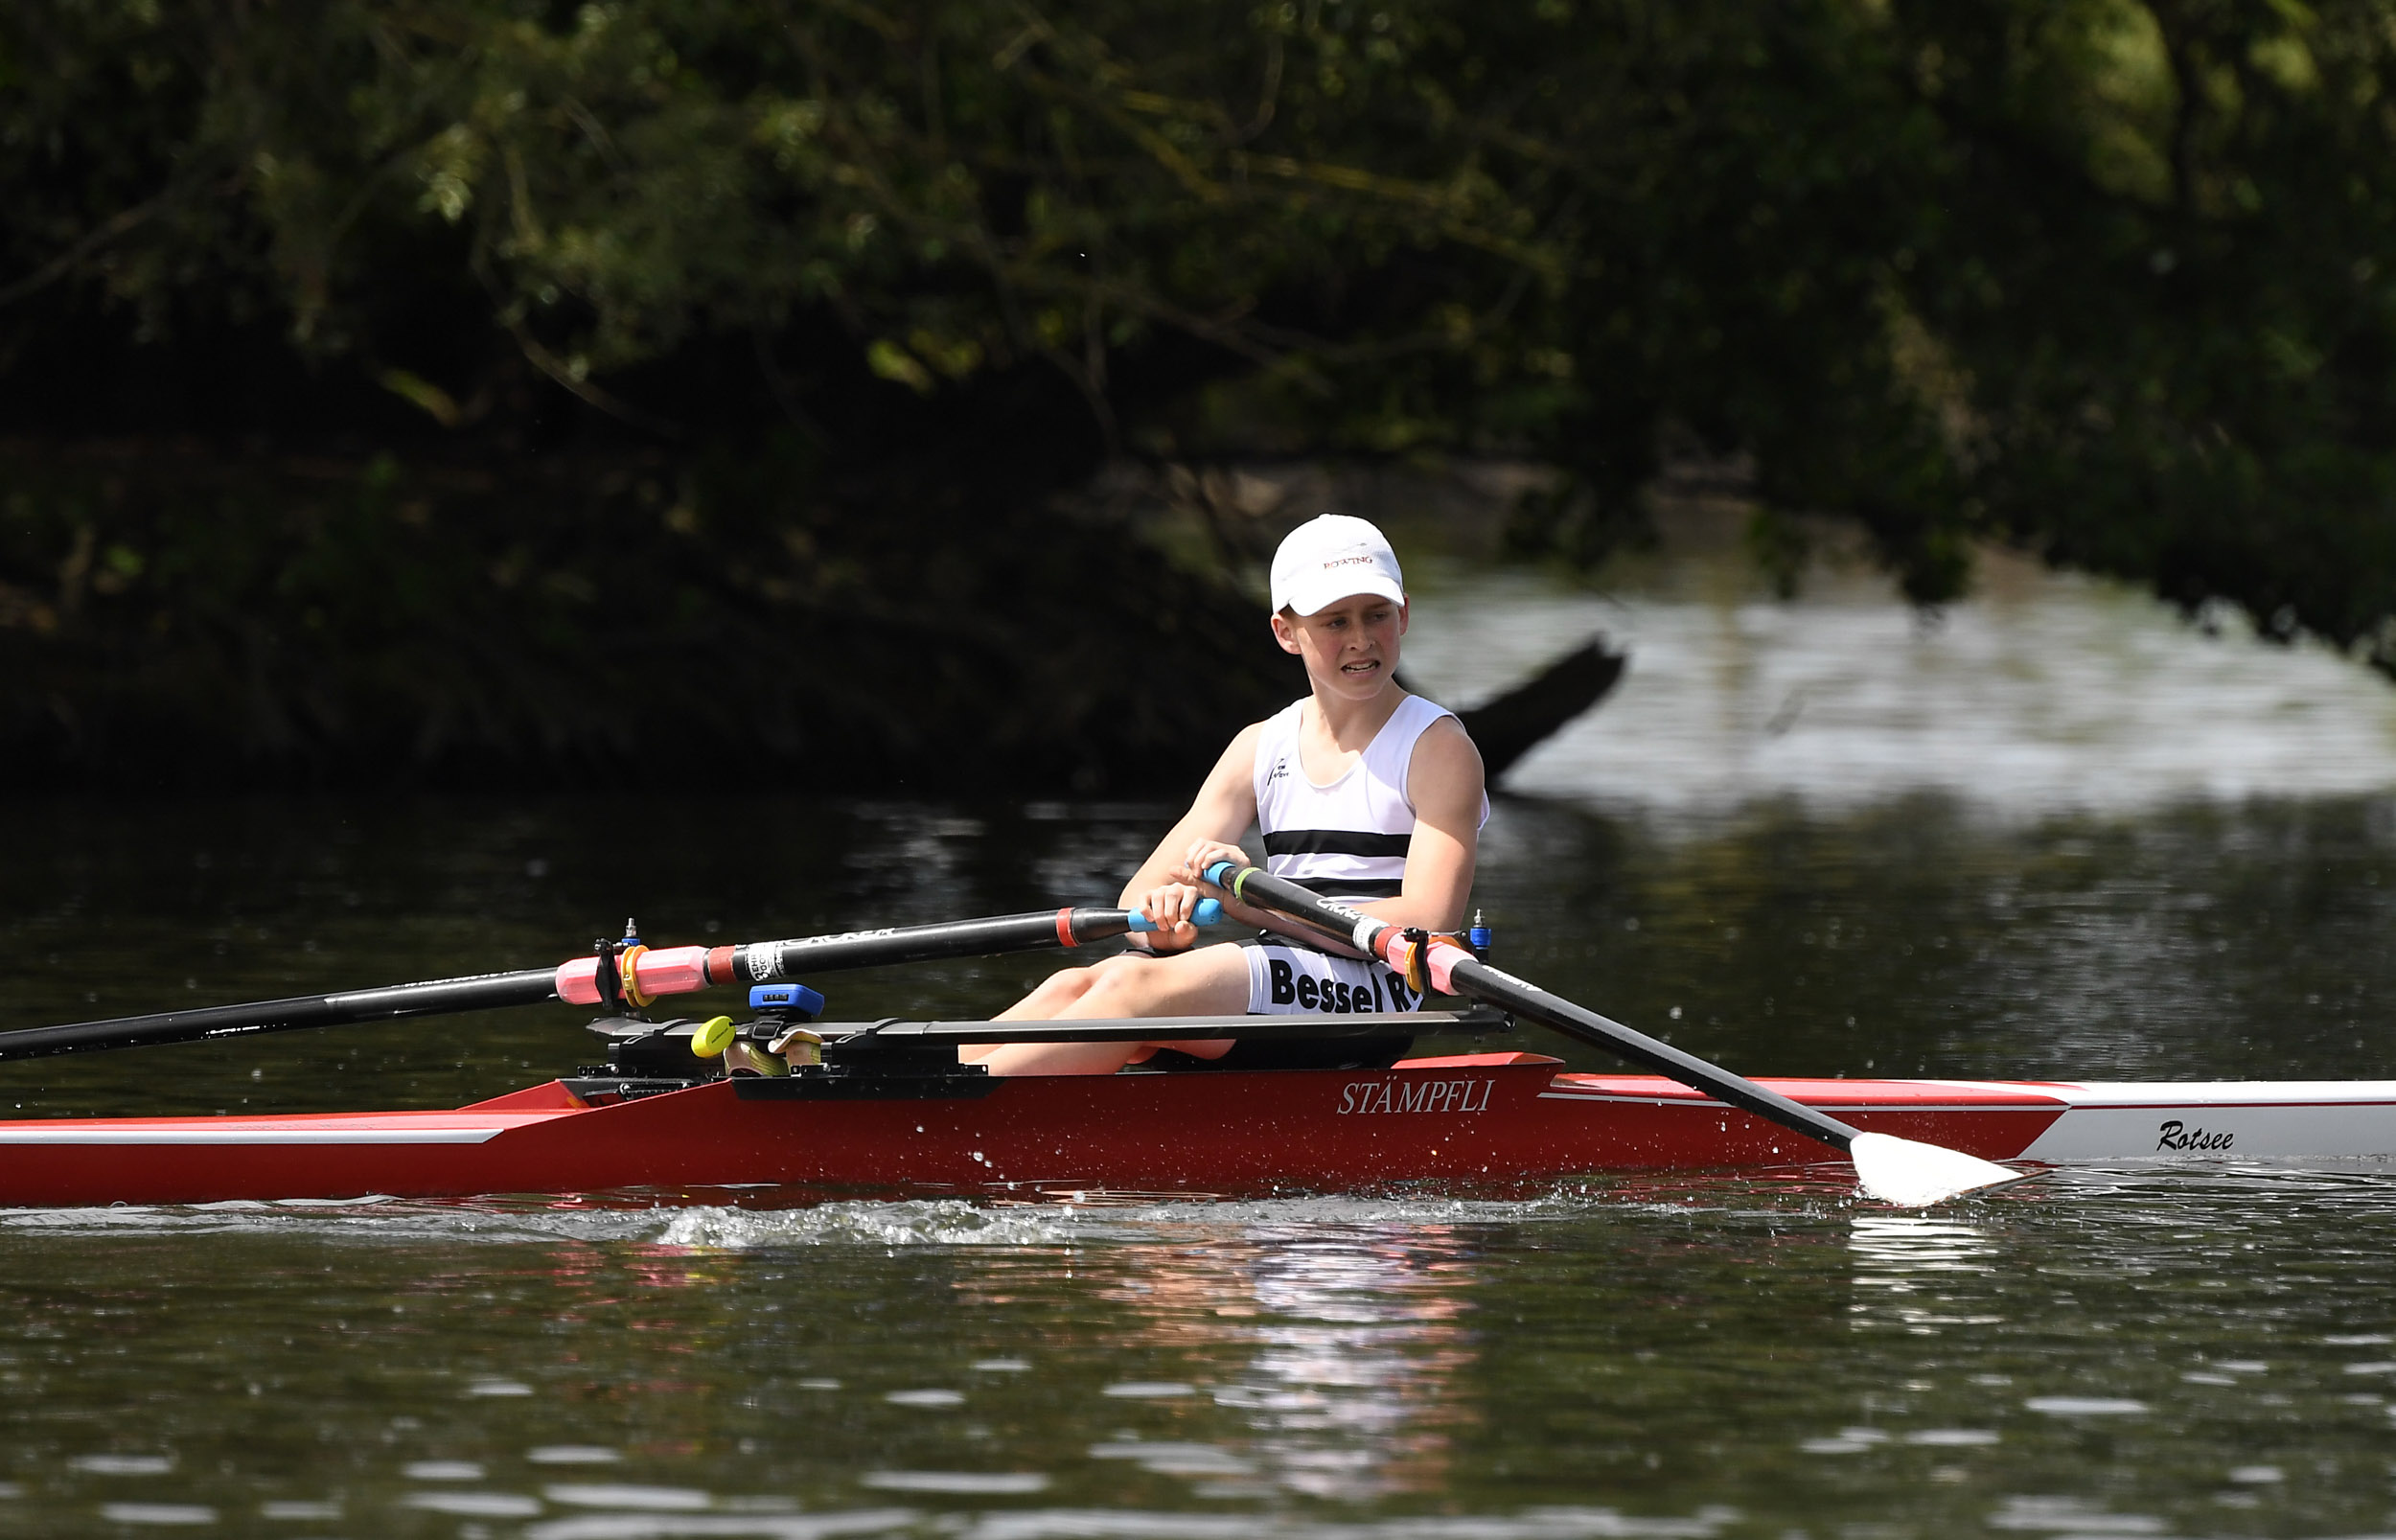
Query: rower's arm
1114 723 1263 946
1356 714 1483 934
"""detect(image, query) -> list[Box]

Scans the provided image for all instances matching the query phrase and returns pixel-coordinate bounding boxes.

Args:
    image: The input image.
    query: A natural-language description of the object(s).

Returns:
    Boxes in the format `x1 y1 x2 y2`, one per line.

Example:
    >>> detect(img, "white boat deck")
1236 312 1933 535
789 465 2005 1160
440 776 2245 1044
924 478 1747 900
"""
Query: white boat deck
1925 1080 2396 1161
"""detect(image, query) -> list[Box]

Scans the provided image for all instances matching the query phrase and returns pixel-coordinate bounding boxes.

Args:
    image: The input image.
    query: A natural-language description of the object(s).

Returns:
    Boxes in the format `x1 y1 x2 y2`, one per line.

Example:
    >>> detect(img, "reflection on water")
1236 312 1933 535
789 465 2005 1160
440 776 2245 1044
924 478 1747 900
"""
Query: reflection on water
1210 1226 1476 1500
1845 1216 2004 1337
1405 547 2396 816
4 1179 2396 1535
686 1201 1486 1502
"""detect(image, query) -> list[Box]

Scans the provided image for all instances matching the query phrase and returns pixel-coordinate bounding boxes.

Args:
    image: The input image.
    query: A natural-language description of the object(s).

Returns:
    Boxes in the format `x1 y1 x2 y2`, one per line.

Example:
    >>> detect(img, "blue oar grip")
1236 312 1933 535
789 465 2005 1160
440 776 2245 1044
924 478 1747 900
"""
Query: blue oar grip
1204 860 1239 886
1126 898 1224 932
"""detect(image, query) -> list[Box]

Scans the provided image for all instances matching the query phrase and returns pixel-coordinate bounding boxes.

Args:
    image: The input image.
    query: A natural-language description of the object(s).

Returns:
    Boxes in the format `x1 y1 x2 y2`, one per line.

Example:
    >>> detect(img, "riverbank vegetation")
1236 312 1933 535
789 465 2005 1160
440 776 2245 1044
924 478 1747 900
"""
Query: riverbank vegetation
6 0 2395 787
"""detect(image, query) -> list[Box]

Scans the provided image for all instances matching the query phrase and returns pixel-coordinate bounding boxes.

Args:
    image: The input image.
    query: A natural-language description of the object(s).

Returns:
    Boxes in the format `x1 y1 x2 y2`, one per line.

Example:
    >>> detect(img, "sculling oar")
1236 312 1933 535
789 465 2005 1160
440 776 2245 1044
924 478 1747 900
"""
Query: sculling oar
1202 860 2020 1207
0 902 1220 1064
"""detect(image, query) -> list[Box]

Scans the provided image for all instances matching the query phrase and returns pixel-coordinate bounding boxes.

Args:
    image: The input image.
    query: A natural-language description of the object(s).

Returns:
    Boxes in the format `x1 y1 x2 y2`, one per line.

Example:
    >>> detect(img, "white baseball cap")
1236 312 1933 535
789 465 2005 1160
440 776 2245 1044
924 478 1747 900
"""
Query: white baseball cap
1269 514 1405 616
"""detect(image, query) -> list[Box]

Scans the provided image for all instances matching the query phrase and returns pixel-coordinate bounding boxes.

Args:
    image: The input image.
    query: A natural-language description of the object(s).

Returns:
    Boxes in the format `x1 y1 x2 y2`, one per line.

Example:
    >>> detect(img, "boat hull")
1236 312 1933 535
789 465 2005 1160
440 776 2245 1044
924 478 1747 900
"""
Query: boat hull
2 1057 2393 1206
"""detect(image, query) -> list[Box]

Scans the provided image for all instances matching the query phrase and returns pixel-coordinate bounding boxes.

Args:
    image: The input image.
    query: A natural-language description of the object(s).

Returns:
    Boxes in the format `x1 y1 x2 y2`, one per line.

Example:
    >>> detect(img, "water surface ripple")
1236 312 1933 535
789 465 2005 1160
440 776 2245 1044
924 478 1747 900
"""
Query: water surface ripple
5 1176 2396 1537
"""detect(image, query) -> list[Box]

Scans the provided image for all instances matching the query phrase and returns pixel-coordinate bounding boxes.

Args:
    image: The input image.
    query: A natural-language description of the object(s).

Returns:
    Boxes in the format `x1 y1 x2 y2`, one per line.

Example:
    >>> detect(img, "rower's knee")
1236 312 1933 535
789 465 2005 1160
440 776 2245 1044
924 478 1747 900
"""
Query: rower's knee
1076 962 1174 1017
1004 963 1102 1018
1046 967 1103 1004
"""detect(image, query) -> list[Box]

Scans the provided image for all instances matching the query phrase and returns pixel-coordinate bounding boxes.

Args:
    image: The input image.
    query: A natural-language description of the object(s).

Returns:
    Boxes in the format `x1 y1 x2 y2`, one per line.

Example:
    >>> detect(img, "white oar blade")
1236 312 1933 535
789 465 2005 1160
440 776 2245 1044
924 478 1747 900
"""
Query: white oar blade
1850 1132 2028 1207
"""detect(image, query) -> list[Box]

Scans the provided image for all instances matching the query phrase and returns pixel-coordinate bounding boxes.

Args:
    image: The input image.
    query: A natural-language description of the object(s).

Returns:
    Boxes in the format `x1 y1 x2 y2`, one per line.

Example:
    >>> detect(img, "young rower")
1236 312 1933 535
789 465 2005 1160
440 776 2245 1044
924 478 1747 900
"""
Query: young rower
964 513 1487 1074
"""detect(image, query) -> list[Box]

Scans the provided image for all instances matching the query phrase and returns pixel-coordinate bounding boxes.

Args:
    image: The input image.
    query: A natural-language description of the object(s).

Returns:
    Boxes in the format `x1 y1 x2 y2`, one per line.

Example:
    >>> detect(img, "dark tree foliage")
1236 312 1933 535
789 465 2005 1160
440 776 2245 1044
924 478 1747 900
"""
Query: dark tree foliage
3 0 2393 786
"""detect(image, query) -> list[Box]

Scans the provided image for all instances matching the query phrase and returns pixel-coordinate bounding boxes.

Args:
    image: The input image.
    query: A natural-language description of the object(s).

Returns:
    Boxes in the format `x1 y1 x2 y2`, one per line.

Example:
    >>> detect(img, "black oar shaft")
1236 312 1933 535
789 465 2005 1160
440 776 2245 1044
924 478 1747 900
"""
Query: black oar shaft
1440 956 1862 1153
0 969 560 1063
730 908 1139 982
1206 862 1864 1156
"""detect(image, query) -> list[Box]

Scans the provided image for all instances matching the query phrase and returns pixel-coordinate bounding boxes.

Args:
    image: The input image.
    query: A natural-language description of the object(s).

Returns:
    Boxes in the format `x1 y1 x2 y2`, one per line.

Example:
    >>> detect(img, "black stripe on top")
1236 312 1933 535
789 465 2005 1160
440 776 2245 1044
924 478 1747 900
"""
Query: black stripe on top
1263 830 1413 859
1284 877 1405 899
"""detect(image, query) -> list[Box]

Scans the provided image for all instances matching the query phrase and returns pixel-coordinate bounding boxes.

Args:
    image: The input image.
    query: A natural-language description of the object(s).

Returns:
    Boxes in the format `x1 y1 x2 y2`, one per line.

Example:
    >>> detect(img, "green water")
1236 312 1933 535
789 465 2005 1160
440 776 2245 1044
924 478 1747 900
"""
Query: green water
4 794 2396 1538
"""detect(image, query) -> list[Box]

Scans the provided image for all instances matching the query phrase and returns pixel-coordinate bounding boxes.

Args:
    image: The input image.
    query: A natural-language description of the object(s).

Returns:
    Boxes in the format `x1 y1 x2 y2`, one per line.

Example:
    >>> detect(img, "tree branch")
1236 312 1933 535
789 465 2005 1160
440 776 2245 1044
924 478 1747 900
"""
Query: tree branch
0 187 179 309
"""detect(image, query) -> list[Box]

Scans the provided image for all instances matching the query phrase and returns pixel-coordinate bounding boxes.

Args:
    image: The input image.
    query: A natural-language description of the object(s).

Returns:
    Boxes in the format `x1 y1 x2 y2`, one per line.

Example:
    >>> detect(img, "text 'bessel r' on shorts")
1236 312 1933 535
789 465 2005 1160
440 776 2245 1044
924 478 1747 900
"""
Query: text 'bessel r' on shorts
1238 937 1426 1016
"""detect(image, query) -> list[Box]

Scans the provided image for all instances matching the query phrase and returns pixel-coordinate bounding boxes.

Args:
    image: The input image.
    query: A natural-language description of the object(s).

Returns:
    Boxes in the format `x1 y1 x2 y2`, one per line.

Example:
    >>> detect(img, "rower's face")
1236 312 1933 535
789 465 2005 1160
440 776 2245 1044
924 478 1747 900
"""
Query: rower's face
1272 593 1408 692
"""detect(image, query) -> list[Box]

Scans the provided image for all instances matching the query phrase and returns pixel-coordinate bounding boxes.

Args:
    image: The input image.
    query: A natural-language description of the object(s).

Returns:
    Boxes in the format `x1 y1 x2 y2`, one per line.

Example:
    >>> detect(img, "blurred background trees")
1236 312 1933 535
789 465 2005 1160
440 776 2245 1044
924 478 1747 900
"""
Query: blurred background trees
5 0 2394 787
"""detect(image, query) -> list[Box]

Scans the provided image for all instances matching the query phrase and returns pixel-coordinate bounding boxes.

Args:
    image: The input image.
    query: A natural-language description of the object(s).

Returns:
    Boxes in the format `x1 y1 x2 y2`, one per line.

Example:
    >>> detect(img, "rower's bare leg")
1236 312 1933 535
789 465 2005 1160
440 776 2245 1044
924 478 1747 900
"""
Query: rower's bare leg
966 944 1248 1076
996 966 1103 1022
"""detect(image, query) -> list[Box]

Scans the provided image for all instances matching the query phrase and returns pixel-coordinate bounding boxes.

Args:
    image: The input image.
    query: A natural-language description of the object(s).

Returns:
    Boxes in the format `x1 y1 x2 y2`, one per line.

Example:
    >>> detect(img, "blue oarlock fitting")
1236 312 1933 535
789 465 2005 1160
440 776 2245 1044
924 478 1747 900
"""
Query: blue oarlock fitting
749 982 825 1020
1468 908 1492 961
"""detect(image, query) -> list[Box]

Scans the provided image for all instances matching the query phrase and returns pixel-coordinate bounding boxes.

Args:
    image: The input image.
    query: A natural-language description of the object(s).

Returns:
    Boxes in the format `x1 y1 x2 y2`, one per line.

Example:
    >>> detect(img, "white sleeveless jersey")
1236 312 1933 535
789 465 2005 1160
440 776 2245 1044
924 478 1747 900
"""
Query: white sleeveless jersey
1249 693 1486 901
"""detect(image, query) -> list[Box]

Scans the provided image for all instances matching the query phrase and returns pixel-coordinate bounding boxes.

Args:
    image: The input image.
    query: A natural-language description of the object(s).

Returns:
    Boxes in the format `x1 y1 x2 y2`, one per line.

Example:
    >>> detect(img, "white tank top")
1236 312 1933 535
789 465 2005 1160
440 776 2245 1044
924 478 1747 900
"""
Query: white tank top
1249 693 1486 900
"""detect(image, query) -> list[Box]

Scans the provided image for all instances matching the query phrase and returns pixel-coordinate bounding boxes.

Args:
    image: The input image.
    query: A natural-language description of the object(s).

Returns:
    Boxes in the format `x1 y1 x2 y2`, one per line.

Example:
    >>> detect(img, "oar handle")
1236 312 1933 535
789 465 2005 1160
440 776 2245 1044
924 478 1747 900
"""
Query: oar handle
1200 859 1866 1155
1127 898 1225 933
1204 860 1385 953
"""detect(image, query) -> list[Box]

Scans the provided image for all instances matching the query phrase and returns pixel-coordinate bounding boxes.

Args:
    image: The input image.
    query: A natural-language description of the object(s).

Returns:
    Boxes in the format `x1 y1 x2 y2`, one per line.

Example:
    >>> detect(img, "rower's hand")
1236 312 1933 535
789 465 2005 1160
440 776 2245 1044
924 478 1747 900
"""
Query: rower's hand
1133 882 1208 952
1178 839 1252 888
